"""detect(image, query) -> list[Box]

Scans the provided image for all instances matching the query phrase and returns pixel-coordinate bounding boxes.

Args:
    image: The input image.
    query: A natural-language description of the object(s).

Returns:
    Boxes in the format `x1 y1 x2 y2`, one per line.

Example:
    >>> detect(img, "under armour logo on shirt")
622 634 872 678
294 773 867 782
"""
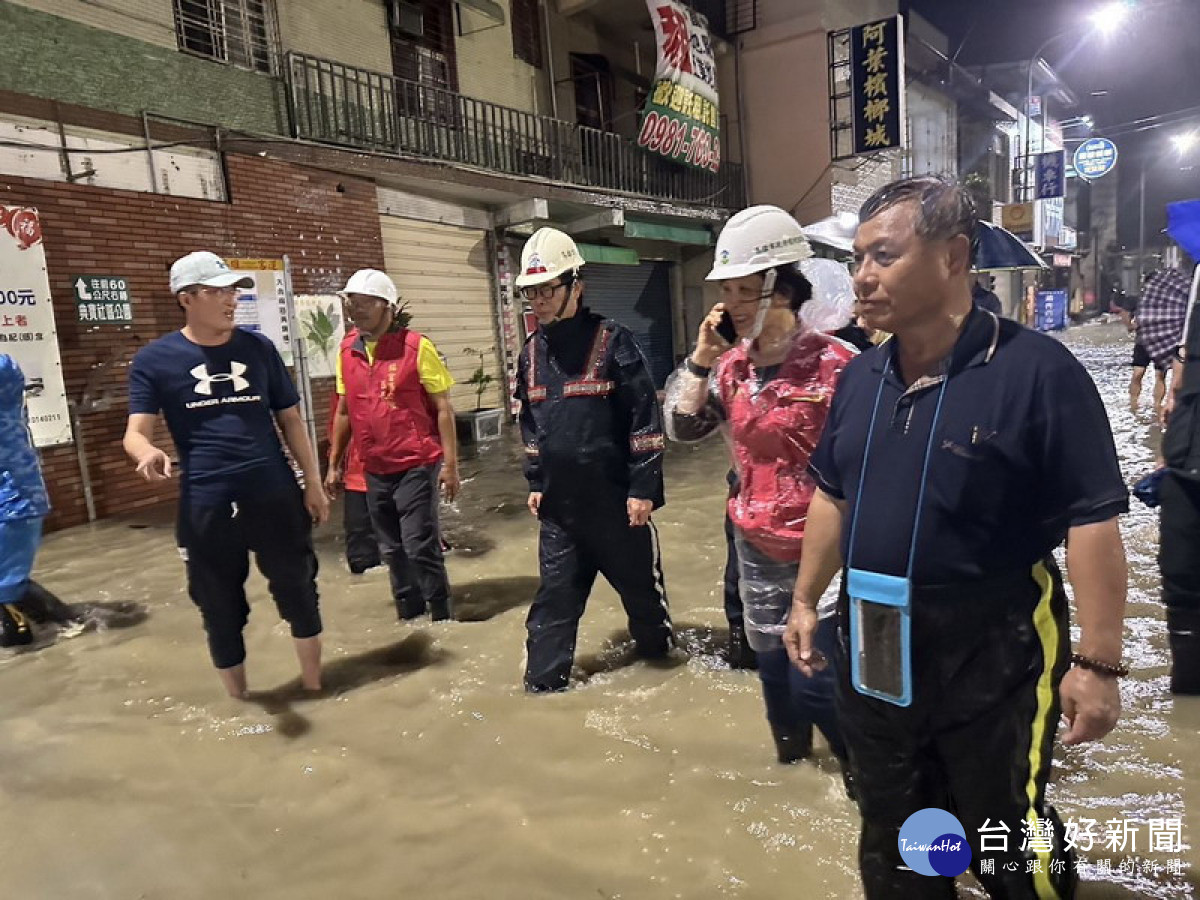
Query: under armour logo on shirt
190 362 250 396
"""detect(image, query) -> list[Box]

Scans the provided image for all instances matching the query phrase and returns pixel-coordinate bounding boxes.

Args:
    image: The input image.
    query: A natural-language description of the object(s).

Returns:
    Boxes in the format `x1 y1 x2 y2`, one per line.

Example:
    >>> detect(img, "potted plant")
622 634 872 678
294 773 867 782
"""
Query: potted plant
456 346 503 444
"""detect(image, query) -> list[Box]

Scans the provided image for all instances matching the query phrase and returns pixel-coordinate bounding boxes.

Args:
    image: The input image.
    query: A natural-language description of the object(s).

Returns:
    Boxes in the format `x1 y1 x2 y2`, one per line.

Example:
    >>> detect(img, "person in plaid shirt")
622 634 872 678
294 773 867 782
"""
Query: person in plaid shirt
1133 268 1190 416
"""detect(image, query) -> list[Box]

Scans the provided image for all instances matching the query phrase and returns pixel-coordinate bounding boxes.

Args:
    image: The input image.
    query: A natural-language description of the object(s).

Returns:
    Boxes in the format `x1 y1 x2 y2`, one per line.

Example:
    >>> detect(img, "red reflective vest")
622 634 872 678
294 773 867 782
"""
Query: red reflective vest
327 393 367 492
716 331 855 562
339 327 443 475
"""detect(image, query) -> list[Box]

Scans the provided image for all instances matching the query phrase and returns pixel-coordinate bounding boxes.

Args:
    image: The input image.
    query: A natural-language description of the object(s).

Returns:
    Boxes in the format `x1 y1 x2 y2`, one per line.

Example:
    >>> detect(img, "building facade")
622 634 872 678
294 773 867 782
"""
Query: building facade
1 0 746 529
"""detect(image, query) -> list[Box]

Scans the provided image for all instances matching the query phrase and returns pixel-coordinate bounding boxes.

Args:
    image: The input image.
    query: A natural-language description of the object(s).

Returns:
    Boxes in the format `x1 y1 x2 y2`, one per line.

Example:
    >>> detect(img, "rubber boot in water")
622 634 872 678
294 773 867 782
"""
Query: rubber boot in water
0 603 34 647
727 622 758 670
771 723 813 764
1167 607 1200 694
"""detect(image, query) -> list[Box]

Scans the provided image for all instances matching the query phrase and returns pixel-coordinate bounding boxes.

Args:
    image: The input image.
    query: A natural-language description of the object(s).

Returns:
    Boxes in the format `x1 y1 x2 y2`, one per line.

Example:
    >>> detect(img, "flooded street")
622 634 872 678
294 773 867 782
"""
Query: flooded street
3 322 1197 899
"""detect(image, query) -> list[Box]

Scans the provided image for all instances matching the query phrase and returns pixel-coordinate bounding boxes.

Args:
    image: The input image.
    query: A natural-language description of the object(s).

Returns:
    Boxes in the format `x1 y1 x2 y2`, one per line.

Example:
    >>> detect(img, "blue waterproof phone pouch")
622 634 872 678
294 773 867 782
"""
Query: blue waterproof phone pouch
845 351 949 709
847 567 912 707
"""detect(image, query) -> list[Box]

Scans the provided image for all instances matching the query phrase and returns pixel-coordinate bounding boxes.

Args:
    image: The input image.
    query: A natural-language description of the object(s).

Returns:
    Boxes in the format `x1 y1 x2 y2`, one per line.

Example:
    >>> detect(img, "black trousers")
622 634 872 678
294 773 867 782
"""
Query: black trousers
1159 470 1200 692
344 489 382 572
837 561 1075 900
525 509 673 692
176 487 321 670
723 512 744 627
365 464 450 620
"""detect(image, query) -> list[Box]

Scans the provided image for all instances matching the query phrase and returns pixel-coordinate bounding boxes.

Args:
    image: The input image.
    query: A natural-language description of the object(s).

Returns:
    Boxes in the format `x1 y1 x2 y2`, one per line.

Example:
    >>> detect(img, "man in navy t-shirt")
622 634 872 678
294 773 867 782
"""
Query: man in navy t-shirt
123 251 329 699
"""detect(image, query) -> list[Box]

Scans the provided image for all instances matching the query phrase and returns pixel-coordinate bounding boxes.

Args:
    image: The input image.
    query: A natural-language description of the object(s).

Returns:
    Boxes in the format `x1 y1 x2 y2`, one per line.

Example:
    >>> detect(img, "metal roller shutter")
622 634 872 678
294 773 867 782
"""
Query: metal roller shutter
379 215 503 411
580 261 674 387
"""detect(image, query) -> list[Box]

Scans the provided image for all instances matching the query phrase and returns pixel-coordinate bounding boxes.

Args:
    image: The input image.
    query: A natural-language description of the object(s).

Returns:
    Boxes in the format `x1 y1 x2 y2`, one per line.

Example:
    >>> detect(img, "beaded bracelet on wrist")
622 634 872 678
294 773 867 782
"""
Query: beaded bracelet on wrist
1070 652 1129 678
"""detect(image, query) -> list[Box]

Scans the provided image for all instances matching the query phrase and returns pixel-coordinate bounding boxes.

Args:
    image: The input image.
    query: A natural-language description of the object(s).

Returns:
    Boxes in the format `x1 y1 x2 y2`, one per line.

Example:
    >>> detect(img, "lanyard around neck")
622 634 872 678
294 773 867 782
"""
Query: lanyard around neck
846 347 951 580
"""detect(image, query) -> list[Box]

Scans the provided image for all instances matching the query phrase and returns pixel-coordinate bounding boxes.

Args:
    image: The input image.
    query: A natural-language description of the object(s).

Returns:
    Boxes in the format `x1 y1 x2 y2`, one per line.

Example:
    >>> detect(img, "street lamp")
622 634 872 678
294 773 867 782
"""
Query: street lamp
1023 2 1132 200
1172 132 1198 156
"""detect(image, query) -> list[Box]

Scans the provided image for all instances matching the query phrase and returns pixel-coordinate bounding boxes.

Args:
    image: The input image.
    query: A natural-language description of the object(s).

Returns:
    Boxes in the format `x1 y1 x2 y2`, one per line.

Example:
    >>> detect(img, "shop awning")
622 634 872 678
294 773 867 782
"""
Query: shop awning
577 243 640 266
623 219 712 246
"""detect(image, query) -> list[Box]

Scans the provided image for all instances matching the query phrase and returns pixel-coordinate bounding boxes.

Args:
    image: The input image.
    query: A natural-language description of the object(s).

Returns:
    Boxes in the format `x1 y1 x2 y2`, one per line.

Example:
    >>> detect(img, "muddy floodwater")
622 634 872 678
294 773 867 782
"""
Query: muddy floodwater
3 322 1198 899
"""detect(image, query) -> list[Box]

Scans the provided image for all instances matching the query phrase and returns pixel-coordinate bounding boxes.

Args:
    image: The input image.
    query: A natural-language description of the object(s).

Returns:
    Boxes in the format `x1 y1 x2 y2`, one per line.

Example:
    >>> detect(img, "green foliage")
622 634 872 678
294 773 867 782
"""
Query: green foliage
301 301 341 369
463 346 496 411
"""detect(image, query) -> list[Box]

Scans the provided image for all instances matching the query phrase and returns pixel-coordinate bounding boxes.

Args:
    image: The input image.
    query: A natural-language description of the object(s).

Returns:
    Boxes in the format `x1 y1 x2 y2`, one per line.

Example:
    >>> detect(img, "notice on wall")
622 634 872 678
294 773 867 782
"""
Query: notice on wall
637 0 721 172
227 258 293 366
295 294 345 380
0 206 72 447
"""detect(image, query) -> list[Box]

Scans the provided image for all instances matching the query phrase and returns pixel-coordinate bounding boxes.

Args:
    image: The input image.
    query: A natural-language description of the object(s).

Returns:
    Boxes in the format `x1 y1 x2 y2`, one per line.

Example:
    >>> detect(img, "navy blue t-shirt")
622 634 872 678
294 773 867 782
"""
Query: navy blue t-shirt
808 307 1128 584
128 329 299 504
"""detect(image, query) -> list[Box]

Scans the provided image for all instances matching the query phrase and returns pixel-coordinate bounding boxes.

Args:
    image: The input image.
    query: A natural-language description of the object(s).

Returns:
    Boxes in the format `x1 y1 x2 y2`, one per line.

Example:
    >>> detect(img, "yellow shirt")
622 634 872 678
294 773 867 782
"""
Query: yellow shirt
335 334 455 396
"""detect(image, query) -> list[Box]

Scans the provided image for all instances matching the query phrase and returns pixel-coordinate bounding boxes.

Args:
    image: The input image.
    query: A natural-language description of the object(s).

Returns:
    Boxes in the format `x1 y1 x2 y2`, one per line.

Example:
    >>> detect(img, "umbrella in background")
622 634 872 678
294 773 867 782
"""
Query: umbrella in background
1167 199 1200 261
802 213 858 254
973 220 1048 271
1137 267 1191 367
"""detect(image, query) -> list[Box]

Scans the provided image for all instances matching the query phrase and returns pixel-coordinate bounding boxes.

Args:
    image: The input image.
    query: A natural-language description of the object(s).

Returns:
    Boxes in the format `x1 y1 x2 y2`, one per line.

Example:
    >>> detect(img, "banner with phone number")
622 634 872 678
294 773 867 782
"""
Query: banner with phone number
636 0 721 173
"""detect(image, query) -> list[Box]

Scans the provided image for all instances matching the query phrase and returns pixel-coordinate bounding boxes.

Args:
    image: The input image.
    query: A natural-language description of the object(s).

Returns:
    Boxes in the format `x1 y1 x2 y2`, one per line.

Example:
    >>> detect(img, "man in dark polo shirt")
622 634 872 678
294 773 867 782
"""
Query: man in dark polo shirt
783 177 1129 899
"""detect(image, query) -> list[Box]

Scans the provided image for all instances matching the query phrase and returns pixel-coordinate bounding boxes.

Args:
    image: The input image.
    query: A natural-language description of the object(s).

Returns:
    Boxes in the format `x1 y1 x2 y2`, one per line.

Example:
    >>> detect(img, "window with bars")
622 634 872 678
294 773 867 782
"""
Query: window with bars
510 0 543 69
173 0 279 74
390 0 457 91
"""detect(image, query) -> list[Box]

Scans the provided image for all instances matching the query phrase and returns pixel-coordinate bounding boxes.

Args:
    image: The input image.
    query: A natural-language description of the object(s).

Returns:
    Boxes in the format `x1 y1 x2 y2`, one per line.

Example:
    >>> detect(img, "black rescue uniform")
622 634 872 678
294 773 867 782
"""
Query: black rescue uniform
516 307 673 692
1161 290 1200 692
808 307 1127 899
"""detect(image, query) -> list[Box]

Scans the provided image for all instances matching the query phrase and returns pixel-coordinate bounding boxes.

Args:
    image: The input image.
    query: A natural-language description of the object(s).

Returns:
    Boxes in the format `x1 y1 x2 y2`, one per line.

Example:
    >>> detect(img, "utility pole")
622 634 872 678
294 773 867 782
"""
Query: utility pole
1137 159 1146 289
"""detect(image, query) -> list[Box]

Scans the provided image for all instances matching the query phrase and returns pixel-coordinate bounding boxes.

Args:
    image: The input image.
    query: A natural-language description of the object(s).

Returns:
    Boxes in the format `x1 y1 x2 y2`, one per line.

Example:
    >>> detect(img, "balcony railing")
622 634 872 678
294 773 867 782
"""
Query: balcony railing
285 52 744 210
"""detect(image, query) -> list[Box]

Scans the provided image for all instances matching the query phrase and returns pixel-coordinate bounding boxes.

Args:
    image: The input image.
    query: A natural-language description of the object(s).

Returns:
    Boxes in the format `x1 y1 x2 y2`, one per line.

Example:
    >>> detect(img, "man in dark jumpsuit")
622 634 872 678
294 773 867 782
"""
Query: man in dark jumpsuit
784 177 1128 899
1161 266 1200 693
514 227 674 693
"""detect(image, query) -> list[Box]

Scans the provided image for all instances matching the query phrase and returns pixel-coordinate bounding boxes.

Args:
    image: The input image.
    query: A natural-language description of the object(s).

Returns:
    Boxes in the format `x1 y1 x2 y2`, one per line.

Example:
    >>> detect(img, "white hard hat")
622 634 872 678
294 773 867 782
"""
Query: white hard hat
515 228 585 288
339 269 398 304
706 205 813 281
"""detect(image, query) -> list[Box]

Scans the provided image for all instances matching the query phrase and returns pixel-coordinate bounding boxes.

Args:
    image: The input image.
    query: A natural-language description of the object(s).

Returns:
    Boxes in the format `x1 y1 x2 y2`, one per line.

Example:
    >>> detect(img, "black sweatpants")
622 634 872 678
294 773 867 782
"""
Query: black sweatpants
525 509 673 692
365 464 450 620
177 487 321 670
344 489 382 572
837 561 1075 900
1159 470 1200 692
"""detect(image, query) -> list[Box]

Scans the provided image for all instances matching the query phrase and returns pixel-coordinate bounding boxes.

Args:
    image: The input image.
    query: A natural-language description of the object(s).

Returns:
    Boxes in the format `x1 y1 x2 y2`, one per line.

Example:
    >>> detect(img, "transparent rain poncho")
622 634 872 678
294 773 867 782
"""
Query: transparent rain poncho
663 261 857 651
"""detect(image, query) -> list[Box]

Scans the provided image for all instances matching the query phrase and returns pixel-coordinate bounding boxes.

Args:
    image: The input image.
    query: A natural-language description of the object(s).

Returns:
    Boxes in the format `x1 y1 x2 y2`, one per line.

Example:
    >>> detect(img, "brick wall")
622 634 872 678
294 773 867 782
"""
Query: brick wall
0 154 384 531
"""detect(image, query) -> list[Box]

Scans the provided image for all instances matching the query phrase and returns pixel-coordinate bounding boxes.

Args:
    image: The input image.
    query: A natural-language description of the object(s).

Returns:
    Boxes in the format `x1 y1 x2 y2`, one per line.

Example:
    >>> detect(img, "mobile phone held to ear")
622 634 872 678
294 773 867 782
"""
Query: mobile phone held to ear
715 311 737 344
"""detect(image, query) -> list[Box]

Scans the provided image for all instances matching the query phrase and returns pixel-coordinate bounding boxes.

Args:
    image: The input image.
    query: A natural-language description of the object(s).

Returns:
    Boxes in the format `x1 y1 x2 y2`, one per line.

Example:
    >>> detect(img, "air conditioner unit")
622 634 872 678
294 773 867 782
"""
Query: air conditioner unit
390 1 424 37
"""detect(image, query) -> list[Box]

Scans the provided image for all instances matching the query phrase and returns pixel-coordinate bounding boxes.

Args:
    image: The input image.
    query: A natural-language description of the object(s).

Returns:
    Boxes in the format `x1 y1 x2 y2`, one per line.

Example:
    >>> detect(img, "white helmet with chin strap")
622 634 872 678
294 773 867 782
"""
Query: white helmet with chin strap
706 206 814 341
706 205 813 281
516 227 586 324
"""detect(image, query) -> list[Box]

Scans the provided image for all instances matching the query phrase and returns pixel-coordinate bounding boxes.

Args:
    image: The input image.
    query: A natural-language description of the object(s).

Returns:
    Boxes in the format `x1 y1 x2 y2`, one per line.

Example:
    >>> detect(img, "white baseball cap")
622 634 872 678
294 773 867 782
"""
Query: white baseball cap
338 269 399 305
169 251 254 293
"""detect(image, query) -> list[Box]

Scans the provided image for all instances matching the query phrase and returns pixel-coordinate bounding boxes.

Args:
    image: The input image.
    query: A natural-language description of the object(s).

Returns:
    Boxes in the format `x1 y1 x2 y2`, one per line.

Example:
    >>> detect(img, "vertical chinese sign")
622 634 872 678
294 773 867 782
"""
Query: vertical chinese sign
226 258 293 366
1035 150 1065 200
0 206 72 447
850 16 905 156
637 0 721 172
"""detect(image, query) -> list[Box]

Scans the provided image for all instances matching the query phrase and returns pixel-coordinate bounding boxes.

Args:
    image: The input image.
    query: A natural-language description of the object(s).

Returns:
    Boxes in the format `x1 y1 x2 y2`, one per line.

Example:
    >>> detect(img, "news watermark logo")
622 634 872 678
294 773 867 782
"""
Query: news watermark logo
899 808 973 877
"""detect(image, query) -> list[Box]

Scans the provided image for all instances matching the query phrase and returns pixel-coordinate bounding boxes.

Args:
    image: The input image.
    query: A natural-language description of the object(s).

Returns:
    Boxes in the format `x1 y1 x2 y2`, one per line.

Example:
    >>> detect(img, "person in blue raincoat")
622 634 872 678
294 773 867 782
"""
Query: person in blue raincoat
0 354 51 646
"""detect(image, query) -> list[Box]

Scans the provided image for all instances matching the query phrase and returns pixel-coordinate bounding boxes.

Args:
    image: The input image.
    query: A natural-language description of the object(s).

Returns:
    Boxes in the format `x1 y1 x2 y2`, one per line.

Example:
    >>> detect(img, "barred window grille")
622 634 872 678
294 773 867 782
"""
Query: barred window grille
510 0 544 69
174 0 279 74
